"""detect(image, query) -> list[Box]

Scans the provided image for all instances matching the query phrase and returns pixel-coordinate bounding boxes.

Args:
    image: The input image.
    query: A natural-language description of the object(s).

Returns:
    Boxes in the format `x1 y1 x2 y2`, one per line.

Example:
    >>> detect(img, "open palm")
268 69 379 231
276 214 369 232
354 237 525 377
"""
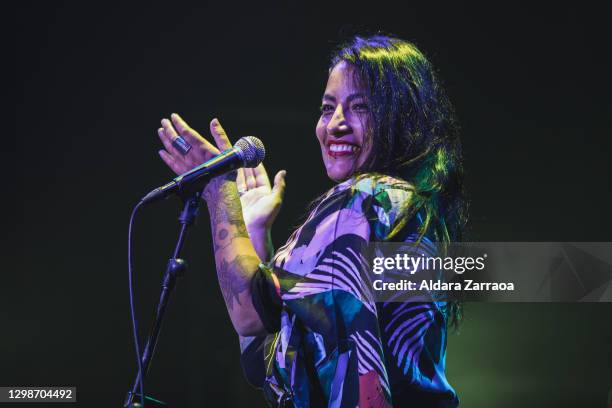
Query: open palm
237 164 286 231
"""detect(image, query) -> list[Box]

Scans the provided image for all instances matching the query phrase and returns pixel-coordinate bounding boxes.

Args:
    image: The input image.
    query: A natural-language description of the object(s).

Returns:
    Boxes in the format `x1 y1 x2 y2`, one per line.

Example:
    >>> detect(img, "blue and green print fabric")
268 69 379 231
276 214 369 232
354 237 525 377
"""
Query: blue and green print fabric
240 175 458 408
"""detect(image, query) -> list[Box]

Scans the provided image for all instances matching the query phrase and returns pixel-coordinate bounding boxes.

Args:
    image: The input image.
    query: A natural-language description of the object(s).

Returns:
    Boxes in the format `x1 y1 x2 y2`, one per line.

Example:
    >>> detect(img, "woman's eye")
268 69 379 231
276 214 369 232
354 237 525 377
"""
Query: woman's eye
320 104 335 114
352 103 369 112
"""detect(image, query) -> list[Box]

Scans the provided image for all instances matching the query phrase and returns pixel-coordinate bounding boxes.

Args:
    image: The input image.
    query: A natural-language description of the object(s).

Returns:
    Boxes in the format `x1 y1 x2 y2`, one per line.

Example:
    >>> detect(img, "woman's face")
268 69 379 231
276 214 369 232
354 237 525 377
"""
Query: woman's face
316 61 371 182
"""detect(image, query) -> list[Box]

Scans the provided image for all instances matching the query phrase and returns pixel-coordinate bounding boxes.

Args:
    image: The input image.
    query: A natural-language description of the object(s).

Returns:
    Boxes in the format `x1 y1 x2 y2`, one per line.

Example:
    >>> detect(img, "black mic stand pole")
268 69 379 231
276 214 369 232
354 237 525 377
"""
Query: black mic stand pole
124 191 202 407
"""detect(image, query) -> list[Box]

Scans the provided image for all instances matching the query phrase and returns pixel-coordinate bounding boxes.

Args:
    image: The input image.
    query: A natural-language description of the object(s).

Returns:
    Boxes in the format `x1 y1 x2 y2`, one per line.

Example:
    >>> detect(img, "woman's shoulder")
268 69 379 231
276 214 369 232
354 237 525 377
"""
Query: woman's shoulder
335 173 415 214
351 173 415 197
335 173 416 240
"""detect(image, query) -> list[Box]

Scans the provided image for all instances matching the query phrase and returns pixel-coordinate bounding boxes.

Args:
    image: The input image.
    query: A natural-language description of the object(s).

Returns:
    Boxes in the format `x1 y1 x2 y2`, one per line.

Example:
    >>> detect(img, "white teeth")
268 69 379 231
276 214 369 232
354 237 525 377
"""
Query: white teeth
329 144 358 153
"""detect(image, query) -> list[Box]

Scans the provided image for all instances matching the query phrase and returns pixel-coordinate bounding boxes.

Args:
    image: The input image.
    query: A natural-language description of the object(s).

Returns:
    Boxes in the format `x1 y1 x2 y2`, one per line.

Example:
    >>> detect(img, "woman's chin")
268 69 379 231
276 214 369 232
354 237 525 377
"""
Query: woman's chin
326 168 354 183
323 154 365 183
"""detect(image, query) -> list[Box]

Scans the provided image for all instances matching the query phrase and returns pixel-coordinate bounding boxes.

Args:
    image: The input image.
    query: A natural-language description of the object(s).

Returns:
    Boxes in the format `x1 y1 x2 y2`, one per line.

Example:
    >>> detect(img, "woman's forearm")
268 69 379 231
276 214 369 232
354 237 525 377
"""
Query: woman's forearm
204 175 267 337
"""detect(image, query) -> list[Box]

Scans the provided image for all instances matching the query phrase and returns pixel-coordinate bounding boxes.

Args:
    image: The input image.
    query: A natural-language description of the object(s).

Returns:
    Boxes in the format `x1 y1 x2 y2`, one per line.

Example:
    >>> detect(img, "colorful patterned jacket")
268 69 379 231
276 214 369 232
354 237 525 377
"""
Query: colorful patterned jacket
240 174 459 407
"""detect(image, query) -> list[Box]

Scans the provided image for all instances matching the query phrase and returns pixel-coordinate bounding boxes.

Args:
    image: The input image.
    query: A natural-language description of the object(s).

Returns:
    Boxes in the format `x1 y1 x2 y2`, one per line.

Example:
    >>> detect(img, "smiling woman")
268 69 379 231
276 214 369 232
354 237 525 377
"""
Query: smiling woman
156 34 466 407
317 60 372 181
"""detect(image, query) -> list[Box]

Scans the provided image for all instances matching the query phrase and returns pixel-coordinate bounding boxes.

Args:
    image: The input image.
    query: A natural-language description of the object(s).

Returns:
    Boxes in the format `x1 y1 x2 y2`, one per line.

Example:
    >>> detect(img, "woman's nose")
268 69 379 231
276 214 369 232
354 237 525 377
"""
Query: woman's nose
327 105 350 134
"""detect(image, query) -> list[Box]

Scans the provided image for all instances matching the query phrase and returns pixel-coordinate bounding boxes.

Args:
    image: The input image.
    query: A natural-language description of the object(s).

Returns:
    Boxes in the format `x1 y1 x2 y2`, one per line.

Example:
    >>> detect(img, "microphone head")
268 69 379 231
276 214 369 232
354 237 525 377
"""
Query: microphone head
234 136 266 167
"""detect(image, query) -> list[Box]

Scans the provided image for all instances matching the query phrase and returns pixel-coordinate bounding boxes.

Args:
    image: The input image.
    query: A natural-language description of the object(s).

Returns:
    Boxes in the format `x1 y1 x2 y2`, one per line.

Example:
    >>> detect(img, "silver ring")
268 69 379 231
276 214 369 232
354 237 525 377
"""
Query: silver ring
172 136 192 156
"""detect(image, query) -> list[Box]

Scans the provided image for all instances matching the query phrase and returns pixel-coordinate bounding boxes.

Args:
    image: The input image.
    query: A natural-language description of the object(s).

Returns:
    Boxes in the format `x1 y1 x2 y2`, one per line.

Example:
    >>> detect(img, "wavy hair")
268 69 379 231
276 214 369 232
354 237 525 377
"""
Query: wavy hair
331 35 468 327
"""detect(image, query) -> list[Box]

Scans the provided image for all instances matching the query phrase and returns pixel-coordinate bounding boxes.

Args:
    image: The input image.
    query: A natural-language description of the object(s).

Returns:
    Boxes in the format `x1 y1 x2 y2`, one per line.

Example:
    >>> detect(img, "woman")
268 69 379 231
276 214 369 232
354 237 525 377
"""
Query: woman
157 35 466 407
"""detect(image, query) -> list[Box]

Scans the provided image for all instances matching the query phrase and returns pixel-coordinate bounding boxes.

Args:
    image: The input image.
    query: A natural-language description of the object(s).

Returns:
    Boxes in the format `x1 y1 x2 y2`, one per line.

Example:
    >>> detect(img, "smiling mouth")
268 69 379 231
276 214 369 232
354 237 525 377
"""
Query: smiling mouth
327 142 360 158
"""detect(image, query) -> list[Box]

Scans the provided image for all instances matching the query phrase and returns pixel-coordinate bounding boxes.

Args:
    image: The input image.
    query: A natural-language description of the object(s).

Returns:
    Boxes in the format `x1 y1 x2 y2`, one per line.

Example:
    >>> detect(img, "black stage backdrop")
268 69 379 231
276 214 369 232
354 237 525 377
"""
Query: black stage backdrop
10 2 612 407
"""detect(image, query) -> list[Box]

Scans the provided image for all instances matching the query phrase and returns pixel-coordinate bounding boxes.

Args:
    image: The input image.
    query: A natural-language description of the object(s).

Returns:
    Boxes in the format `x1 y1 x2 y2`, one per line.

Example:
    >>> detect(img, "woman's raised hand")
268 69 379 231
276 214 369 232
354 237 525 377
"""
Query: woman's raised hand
157 113 232 176
237 164 286 232
156 113 287 233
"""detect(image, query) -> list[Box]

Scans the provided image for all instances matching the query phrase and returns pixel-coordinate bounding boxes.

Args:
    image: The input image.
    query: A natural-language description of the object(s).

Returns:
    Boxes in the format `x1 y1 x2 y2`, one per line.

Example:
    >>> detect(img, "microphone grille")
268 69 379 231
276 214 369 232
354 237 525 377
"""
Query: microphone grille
234 136 266 167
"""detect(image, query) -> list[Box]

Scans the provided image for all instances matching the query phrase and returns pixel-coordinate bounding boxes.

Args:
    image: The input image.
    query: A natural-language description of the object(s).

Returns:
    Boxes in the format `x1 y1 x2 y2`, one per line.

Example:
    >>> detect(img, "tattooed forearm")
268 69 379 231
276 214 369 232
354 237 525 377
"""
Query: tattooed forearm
211 192 247 236
217 255 259 311
205 175 249 252
213 223 248 252
202 174 265 335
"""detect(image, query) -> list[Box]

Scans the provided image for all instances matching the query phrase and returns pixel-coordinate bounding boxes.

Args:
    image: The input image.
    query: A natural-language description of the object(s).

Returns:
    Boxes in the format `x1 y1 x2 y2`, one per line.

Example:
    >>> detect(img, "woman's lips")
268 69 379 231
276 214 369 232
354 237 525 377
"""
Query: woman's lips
327 142 360 158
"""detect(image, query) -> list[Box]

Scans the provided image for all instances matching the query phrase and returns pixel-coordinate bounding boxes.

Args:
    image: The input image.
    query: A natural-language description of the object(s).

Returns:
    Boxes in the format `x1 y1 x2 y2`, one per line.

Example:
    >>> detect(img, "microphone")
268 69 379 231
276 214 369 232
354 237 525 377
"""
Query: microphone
141 136 265 204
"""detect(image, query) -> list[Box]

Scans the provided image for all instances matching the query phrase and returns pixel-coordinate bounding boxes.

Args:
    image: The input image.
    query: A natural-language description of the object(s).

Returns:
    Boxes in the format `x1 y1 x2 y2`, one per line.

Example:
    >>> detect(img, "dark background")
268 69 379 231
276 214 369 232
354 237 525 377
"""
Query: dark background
9 1 612 407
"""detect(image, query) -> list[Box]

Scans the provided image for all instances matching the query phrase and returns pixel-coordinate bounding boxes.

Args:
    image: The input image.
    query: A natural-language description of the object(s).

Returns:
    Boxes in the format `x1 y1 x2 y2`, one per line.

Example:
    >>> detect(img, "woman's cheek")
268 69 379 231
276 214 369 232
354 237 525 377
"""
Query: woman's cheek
315 119 326 146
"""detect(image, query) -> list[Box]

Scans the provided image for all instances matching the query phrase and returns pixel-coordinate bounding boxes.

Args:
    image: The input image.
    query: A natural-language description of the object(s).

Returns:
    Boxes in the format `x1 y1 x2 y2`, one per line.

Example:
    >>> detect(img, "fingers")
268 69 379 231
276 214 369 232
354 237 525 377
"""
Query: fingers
252 163 271 188
236 168 246 192
158 119 204 173
170 113 216 152
210 118 232 151
272 170 287 198
244 167 257 189
159 149 184 174
157 114 234 178
159 121 182 157
158 127 174 154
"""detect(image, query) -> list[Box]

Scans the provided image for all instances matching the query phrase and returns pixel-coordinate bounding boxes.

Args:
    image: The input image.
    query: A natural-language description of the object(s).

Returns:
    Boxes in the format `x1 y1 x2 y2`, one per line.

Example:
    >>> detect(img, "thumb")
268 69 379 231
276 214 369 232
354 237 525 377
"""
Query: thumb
272 170 287 198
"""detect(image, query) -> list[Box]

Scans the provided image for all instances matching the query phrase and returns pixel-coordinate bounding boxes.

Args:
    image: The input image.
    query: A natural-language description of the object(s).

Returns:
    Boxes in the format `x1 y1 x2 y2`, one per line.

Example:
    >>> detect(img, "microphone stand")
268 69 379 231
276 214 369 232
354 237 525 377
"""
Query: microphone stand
124 191 202 407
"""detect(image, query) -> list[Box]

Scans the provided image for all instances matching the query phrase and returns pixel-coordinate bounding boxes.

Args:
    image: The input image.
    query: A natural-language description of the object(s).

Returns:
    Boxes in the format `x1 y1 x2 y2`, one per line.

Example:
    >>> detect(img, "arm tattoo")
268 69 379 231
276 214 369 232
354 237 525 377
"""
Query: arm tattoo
205 175 260 317
217 255 258 311
205 175 249 252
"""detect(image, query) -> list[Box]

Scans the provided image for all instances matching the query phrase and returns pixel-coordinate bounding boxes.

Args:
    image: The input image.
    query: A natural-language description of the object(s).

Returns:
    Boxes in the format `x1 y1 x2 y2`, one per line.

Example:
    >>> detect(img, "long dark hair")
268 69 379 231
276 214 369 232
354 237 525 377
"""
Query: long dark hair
331 35 468 327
